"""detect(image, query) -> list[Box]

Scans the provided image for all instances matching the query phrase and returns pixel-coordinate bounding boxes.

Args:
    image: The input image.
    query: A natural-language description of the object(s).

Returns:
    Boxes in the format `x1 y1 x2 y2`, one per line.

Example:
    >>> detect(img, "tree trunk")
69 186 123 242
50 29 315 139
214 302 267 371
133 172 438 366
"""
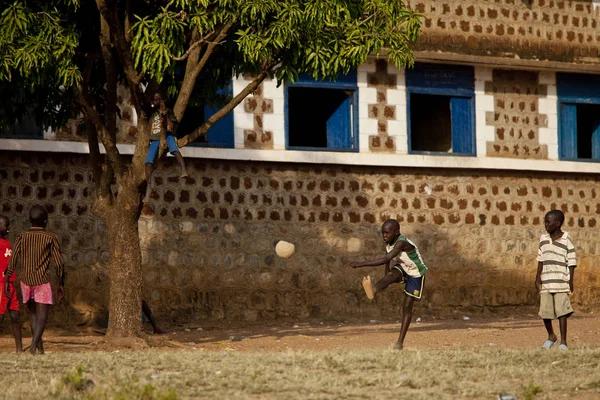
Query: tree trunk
102 180 144 338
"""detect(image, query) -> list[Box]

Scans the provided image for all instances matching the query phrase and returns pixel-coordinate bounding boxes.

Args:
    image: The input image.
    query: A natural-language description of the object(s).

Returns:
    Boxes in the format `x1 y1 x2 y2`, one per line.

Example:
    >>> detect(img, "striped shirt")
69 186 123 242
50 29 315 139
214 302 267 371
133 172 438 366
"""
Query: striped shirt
5 227 65 286
537 231 576 293
386 234 428 278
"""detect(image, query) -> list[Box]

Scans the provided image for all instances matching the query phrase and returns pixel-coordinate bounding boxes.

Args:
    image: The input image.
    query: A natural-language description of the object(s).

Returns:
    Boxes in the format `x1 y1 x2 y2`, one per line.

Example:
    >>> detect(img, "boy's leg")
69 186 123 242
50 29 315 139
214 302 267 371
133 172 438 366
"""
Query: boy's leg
143 140 160 203
558 316 567 346
167 135 188 178
394 295 415 350
142 300 164 334
373 269 404 295
172 152 188 178
144 163 154 202
27 300 43 353
9 310 22 353
30 302 49 355
555 292 573 347
543 319 558 342
539 292 558 348
362 269 403 300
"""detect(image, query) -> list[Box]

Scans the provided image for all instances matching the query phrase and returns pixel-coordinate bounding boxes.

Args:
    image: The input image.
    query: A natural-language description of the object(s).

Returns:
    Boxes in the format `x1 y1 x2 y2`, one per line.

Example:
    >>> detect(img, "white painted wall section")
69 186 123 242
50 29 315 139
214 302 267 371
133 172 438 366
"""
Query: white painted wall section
538 71 559 160
474 66 495 158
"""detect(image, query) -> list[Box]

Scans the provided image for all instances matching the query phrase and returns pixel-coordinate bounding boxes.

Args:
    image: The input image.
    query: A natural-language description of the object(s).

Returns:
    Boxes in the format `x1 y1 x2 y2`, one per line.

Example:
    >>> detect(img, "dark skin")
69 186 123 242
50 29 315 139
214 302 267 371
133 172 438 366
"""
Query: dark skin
144 93 188 202
350 221 416 350
0 217 23 353
535 213 575 347
4 217 65 354
142 300 165 334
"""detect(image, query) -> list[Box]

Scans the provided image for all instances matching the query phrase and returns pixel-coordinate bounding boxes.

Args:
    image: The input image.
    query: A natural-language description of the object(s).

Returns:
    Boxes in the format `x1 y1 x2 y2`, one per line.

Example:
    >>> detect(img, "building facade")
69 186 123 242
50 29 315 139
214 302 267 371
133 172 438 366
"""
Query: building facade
1 0 600 326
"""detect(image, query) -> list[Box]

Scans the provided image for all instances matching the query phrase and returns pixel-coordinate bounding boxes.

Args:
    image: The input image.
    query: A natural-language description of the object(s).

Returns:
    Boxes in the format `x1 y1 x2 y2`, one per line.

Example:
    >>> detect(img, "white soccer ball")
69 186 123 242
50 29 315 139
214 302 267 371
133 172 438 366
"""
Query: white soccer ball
275 240 296 259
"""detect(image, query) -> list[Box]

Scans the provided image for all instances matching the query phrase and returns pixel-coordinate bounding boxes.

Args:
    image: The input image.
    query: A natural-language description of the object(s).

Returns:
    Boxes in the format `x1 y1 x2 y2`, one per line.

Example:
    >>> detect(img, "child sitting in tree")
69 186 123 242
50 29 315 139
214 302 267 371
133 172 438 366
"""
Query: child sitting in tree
0 215 23 353
144 91 188 203
5 205 65 354
350 219 428 350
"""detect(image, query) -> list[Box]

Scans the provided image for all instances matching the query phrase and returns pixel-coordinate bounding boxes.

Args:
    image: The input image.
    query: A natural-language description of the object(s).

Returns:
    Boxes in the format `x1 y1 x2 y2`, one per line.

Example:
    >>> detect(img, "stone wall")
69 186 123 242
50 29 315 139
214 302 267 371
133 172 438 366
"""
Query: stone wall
485 69 550 158
1 152 599 326
408 0 600 64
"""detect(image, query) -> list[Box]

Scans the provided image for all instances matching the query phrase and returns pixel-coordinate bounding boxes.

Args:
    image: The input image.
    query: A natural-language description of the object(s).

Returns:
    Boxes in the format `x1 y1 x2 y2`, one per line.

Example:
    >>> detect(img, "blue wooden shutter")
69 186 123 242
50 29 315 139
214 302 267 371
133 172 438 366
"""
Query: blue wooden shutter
326 94 352 149
450 97 473 154
592 117 600 160
559 103 577 159
203 84 234 148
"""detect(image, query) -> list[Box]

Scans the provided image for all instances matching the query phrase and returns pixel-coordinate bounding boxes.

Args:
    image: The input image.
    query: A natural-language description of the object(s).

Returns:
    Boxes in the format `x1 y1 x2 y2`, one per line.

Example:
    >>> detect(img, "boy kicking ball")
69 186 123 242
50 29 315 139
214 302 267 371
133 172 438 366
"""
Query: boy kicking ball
350 219 428 350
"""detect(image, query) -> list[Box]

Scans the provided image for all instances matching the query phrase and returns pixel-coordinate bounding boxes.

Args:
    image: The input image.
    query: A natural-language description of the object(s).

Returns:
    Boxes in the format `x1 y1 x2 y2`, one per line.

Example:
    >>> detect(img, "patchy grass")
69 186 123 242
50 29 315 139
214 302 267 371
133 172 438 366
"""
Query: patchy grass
1 348 599 399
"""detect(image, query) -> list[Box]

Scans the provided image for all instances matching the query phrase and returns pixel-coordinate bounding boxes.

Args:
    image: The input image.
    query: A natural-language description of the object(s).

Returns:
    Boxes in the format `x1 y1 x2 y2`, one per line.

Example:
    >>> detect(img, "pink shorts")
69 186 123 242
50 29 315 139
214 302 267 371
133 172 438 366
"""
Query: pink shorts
21 282 53 305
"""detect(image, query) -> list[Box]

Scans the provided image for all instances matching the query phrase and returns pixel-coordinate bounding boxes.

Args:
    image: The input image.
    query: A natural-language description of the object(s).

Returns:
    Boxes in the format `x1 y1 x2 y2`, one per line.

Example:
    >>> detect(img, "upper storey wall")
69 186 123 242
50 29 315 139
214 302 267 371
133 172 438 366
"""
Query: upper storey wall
408 0 600 66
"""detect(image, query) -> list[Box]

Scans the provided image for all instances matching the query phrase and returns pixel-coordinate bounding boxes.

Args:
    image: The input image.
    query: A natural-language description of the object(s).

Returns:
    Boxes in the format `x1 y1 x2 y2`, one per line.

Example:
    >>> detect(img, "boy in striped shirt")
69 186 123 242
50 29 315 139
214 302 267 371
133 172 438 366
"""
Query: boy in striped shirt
535 210 576 350
350 219 428 350
5 205 65 354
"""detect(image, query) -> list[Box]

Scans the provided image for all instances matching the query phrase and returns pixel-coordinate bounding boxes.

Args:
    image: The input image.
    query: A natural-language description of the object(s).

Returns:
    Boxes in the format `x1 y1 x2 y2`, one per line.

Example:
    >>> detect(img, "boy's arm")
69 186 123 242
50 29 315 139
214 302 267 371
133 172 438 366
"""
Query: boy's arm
4 236 20 297
166 110 178 135
51 236 66 300
350 240 414 268
4 235 20 279
535 261 543 291
567 236 576 294
569 266 575 293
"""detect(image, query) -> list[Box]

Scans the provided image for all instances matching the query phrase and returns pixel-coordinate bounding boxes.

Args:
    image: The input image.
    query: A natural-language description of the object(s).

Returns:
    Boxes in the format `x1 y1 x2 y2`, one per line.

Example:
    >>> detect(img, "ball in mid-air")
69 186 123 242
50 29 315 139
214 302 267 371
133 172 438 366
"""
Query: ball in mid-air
275 240 295 259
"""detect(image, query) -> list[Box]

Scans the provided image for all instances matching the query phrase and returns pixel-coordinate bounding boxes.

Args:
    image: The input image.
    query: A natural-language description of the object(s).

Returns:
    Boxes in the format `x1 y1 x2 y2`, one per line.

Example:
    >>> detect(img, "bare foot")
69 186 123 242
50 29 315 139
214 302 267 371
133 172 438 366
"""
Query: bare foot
394 341 403 350
180 172 189 180
362 276 375 300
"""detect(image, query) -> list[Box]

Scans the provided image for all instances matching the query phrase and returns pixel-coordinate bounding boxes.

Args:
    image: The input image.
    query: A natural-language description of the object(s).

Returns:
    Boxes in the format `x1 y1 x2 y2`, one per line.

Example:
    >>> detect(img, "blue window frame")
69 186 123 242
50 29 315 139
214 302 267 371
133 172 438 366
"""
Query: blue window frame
557 72 600 161
0 116 43 139
178 82 234 148
406 63 475 156
285 70 358 152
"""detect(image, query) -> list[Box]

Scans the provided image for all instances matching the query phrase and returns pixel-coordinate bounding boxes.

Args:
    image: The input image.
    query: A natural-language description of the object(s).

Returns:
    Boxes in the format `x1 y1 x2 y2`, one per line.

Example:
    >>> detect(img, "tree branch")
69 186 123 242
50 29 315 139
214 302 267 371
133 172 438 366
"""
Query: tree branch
100 12 118 149
172 30 219 61
177 63 276 148
95 0 145 112
173 22 234 121
74 88 124 178
85 118 103 192
124 0 133 44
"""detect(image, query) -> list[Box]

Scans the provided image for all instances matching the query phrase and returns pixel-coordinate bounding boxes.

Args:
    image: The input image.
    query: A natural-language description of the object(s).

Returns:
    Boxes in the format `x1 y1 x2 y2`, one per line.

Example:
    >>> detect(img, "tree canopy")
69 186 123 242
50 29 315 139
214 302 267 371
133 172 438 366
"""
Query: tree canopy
1 0 420 136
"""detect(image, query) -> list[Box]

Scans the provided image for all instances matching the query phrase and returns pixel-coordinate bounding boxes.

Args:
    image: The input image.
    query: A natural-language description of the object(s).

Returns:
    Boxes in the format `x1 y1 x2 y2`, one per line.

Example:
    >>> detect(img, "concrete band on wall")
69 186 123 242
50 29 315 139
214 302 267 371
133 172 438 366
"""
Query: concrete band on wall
1 152 598 325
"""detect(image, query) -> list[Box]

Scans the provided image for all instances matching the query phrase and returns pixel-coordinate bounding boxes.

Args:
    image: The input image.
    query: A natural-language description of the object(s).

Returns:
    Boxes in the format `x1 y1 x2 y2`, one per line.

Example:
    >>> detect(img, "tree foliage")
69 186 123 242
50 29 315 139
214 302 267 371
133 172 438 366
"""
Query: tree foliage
1 0 420 132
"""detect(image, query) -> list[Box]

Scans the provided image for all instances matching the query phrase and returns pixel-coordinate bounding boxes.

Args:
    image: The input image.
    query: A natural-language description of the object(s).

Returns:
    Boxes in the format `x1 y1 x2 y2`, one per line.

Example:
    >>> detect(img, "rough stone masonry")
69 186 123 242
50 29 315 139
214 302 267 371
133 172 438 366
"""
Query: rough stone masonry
1 153 599 325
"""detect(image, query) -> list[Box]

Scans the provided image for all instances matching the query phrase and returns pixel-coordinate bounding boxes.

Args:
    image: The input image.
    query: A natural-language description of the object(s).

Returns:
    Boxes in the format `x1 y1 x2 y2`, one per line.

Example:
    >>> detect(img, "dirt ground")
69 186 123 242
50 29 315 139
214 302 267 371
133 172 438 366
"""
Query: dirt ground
1 310 599 354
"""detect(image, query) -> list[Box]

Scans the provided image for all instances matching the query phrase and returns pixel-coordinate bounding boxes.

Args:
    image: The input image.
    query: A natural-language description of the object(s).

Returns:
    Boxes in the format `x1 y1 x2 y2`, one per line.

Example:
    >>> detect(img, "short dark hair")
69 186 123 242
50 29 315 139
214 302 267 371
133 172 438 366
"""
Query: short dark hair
29 205 48 225
0 214 8 225
546 209 565 223
382 219 400 231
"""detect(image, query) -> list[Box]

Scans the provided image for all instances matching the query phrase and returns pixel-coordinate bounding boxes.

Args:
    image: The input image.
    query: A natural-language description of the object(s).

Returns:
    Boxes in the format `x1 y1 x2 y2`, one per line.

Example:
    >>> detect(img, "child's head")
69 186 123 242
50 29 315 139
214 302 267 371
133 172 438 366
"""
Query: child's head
151 91 165 109
544 209 564 235
29 205 48 228
381 219 400 245
0 214 9 237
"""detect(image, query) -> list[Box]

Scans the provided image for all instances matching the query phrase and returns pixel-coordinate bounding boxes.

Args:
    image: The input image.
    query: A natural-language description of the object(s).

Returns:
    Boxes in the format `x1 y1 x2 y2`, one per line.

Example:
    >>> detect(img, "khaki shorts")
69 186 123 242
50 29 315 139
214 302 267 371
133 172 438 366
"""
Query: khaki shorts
539 292 573 320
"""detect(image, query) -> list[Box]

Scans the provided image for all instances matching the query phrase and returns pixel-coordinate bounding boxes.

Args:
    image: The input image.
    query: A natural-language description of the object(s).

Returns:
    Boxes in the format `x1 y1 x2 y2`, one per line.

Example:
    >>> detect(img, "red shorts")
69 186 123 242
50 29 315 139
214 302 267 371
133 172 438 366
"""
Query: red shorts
0 282 19 314
21 282 53 305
